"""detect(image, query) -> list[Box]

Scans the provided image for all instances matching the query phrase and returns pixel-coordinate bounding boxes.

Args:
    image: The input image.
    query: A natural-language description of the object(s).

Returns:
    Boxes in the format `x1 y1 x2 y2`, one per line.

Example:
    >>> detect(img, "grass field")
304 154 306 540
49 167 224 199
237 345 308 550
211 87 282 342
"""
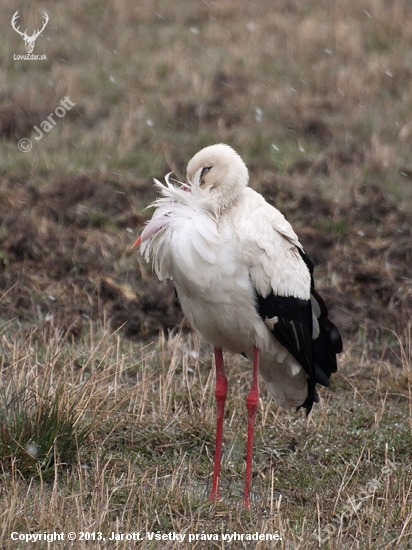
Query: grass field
1 0 412 548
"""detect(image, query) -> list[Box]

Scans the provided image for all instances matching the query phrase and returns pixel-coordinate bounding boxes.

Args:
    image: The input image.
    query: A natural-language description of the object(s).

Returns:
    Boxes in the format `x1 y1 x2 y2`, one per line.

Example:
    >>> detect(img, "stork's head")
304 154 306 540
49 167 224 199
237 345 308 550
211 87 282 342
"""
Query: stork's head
186 144 249 213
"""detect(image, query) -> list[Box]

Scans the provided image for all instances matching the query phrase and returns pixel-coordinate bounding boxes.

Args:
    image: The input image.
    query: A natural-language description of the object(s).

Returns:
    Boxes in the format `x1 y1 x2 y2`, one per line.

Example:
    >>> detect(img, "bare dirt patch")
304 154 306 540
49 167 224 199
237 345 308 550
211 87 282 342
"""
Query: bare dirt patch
0 176 182 339
0 172 410 344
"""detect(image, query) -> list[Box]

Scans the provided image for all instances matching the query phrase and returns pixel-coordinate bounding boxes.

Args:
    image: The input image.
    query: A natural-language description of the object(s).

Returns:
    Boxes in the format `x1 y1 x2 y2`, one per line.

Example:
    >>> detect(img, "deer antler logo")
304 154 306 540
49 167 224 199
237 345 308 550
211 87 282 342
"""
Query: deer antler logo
11 11 49 54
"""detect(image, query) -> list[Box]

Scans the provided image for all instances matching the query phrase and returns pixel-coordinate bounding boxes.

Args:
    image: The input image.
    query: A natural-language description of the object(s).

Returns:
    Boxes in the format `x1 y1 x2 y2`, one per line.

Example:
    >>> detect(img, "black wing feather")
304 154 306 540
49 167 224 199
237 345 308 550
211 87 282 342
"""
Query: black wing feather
255 292 319 413
254 248 342 414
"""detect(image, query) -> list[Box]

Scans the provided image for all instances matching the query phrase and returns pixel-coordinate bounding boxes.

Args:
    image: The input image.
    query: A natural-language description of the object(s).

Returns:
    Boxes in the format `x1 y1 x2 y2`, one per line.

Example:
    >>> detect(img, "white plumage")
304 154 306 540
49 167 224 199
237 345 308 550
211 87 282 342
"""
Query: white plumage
134 143 342 505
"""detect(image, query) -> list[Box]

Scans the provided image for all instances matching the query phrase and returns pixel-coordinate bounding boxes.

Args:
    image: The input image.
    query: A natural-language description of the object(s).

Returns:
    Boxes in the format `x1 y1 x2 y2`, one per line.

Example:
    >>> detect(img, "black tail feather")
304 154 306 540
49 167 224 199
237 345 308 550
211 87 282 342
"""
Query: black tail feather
312 289 342 389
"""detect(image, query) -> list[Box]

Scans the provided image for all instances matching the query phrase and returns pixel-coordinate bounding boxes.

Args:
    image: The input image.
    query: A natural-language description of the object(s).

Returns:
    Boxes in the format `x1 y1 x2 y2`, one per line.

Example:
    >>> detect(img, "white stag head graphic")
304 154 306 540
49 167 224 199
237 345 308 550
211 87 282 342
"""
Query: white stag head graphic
11 11 49 54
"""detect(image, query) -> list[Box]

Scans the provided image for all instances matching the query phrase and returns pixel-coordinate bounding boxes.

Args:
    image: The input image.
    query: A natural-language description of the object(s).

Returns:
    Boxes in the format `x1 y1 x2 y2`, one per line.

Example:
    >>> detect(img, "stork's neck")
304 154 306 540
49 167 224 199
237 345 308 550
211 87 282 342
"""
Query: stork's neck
214 180 244 215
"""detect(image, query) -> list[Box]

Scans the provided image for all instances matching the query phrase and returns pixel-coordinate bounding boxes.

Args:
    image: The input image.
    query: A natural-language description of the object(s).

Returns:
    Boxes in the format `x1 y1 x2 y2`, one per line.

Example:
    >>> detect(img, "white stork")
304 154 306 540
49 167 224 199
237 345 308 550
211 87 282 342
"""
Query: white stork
132 144 342 507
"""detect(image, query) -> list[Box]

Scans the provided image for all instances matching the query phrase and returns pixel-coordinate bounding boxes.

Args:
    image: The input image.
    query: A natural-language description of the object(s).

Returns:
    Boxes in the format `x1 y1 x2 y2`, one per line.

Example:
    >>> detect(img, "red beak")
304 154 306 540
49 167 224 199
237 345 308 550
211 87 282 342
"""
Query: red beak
131 235 142 249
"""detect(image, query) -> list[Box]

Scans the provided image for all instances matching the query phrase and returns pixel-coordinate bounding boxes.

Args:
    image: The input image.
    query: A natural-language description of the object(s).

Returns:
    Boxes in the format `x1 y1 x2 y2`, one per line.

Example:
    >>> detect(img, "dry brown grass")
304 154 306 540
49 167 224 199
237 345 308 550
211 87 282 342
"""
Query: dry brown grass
0 326 411 548
1 0 412 548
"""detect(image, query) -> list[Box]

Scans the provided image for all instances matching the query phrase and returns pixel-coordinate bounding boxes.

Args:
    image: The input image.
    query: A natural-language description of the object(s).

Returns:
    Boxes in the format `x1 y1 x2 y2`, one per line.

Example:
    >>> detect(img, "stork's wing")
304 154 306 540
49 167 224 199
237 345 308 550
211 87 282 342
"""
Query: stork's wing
239 191 342 412
299 248 343 383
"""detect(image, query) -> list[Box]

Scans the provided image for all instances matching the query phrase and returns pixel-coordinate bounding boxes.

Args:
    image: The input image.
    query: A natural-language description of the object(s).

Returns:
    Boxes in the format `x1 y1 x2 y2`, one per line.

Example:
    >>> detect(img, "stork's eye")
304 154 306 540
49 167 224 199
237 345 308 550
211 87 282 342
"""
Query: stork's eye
201 166 212 178
200 165 212 187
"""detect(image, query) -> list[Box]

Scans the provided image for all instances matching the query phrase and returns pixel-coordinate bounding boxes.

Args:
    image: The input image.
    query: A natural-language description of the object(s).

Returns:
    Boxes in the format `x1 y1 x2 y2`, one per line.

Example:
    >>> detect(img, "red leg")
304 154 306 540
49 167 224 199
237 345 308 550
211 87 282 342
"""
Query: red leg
210 347 228 501
244 346 260 508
